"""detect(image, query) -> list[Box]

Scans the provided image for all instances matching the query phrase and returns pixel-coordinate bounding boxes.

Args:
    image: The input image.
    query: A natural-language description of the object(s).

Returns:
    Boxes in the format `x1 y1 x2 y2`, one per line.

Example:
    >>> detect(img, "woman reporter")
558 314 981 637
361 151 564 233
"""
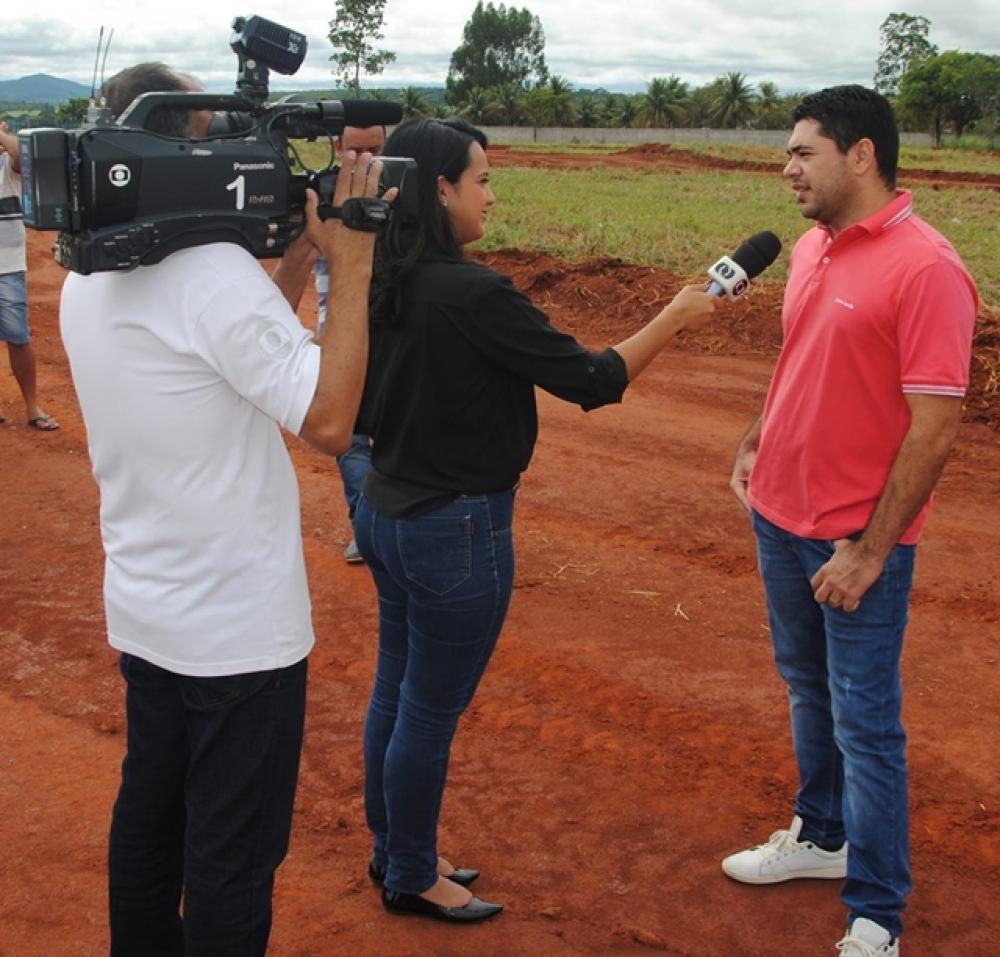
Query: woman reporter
355 118 718 924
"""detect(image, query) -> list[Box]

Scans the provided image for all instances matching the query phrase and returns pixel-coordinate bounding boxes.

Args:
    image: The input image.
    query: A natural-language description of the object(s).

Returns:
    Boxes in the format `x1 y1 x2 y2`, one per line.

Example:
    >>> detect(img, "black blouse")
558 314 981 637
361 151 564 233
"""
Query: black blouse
360 255 629 516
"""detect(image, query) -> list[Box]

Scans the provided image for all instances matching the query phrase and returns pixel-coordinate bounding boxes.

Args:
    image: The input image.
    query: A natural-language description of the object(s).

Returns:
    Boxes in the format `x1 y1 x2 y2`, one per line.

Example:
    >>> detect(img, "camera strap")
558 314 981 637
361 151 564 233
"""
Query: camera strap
319 197 391 232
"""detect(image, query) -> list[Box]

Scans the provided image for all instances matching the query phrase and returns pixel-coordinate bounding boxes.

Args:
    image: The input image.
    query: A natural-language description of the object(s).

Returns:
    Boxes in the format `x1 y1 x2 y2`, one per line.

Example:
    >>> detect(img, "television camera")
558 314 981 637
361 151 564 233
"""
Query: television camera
18 15 412 275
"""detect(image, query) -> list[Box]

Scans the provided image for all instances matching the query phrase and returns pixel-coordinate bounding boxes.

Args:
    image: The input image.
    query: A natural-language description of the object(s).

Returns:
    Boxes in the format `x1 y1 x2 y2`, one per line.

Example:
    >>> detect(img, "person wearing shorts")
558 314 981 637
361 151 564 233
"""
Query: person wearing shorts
0 119 58 431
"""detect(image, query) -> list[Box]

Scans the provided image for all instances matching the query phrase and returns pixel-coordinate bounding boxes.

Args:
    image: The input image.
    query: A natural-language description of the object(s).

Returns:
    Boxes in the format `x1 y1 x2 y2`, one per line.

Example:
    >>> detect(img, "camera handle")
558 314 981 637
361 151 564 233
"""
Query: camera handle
118 92 256 131
317 197 392 232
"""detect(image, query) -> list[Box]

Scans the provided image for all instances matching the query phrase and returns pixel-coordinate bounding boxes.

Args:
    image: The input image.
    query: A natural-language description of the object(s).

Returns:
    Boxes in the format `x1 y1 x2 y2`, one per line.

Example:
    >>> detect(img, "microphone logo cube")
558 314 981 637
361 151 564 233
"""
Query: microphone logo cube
708 255 750 300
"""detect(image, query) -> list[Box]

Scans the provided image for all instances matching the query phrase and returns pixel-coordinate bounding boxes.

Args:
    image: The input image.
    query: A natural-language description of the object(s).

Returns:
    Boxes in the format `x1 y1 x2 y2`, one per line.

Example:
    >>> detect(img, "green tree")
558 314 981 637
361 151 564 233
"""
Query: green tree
896 51 965 145
400 86 429 119
685 77 726 126
614 96 641 129
602 92 621 125
547 75 576 126
489 81 523 124
711 72 757 128
446 1 548 106
898 50 1000 145
460 86 494 124
575 94 603 128
55 98 89 125
642 75 688 127
754 80 793 130
874 12 937 97
328 0 396 96
964 53 1000 145
756 81 780 113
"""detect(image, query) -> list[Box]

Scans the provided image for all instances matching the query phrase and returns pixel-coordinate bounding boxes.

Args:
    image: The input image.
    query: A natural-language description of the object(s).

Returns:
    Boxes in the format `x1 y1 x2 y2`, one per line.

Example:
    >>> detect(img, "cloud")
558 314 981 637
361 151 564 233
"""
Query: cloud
3 1 999 96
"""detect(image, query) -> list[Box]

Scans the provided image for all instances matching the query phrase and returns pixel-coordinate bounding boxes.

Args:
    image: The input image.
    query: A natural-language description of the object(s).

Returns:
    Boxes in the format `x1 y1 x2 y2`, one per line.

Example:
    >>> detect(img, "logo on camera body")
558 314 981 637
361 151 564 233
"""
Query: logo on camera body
109 164 132 188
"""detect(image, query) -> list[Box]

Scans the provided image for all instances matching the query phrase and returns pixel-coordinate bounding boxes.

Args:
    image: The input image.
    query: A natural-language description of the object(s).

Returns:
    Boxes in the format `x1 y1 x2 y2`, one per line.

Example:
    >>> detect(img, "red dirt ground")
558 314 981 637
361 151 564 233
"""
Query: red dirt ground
2 160 998 956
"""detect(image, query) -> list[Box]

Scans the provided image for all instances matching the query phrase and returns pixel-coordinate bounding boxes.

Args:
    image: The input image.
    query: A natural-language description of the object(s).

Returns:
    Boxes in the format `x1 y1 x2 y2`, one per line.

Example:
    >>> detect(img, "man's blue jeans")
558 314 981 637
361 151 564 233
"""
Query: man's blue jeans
314 261 371 525
338 434 372 522
752 510 915 938
355 490 515 895
108 654 307 956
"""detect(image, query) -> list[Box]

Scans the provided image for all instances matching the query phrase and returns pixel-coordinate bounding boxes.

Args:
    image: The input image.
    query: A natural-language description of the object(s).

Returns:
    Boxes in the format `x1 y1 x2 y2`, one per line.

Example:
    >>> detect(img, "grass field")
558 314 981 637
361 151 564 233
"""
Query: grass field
482 166 1000 305
294 141 1000 305
482 139 1000 175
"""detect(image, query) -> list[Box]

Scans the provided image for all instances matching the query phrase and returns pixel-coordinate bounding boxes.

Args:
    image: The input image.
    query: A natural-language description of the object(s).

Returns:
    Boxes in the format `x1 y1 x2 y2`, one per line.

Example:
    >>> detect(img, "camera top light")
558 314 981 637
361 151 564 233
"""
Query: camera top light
230 15 307 76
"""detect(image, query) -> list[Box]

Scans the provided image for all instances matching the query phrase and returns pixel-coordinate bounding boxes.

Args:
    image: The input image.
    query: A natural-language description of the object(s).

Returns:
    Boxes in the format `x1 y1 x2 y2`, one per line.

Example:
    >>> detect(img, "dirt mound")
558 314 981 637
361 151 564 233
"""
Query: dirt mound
478 249 999 430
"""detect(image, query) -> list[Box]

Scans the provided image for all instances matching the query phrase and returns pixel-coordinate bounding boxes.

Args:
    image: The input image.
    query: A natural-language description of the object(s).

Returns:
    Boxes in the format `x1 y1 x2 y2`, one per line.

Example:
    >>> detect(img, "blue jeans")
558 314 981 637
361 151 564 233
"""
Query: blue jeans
752 511 915 938
337 434 372 522
314 259 370 523
0 271 29 344
355 490 515 894
108 654 307 957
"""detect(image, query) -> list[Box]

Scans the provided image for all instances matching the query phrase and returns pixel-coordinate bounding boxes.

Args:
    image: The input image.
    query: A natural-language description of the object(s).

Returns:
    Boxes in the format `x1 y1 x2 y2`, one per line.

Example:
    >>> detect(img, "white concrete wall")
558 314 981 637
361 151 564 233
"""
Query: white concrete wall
481 126 933 148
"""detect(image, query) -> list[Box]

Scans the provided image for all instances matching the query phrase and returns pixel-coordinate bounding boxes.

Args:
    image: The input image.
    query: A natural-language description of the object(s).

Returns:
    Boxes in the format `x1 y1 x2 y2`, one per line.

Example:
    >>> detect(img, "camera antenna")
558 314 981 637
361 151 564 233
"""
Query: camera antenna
100 28 115 89
90 26 104 100
85 26 116 127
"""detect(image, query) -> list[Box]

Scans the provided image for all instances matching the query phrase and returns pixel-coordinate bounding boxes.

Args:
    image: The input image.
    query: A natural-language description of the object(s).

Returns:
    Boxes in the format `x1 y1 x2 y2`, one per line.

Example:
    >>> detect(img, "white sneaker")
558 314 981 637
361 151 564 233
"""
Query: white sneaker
721 815 847 884
836 917 899 956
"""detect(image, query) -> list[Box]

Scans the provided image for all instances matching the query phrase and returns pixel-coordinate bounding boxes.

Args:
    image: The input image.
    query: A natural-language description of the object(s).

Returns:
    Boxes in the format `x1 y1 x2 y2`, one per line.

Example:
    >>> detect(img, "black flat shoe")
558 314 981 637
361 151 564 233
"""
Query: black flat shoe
381 887 502 923
369 860 480 888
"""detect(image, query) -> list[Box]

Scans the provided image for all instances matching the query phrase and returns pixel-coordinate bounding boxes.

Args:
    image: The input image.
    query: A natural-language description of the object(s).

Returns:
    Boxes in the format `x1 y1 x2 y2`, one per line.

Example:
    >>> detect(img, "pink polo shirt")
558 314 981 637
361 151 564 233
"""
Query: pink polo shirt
749 190 978 545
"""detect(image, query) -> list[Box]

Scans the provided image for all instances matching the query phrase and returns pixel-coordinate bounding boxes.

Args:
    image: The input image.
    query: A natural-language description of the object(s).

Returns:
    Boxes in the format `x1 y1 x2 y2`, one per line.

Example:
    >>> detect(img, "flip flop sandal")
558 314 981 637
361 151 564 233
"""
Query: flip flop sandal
27 415 60 431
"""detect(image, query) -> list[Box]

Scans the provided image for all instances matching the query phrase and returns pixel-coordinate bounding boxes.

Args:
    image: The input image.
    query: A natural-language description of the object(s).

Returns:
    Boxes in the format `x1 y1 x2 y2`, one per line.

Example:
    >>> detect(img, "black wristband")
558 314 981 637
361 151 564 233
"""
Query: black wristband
318 197 391 232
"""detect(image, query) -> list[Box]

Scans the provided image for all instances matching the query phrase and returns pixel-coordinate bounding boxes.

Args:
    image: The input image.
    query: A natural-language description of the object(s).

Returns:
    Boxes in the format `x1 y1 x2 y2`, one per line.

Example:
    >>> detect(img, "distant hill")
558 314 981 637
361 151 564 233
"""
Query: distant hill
0 74 91 105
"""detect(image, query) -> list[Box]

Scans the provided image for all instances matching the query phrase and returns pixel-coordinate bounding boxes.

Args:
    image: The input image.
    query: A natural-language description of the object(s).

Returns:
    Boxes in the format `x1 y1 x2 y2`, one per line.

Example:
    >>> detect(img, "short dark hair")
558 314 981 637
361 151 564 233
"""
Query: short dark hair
101 62 196 137
792 85 899 189
372 117 489 322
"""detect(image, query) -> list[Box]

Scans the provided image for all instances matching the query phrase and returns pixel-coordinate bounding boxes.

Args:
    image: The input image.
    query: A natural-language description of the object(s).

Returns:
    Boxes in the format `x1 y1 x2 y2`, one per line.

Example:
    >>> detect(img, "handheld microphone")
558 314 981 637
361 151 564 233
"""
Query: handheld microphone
707 231 782 299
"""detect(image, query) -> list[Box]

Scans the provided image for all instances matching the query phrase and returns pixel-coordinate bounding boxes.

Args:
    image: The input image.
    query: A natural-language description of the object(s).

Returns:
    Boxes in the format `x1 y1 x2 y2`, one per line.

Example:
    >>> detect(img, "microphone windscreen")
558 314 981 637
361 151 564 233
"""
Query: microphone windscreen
340 100 403 128
730 231 782 280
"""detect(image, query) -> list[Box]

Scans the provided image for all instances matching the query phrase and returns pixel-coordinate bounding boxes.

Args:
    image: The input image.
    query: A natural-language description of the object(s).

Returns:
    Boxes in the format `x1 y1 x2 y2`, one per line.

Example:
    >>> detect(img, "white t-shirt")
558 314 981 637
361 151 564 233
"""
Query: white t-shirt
0 153 26 274
61 243 322 676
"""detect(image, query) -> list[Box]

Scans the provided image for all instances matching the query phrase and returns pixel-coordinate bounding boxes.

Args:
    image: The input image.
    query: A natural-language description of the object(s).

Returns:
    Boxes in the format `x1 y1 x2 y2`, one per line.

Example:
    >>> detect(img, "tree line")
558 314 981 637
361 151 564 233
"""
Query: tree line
877 13 1000 147
9 5 997 144
330 2 1000 144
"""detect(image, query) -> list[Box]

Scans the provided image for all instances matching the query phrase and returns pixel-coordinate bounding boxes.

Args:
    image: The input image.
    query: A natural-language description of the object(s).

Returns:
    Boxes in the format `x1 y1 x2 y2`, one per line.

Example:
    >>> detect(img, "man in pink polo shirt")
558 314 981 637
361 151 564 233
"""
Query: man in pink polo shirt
721 86 976 957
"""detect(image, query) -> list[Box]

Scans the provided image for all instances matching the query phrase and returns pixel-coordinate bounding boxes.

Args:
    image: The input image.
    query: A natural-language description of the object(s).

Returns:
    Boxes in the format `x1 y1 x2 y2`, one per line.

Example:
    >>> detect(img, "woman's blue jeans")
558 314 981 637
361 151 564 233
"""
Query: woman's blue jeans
752 510 915 938
355 490 515 895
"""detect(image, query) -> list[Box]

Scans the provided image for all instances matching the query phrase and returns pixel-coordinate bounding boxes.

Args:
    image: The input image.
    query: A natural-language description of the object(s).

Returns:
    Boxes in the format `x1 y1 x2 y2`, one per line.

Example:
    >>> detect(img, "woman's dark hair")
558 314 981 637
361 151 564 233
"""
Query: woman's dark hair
792 85 899 189
372 117 488 323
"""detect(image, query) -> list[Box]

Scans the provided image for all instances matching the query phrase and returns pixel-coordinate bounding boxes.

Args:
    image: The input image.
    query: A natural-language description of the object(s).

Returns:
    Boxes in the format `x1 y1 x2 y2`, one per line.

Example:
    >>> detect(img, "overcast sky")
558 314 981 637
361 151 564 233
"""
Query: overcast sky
4 1 999 95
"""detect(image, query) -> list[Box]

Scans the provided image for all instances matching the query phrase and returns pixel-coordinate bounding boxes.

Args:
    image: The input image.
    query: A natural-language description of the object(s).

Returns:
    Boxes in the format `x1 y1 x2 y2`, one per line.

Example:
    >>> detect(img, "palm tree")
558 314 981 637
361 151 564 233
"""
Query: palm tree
754 80 792 130
615 96 641 129
711 72 757 128
547 75 576 126
489 82 522 125
576 94 603 128
642 75 688 127
757 80 781 113
603 92 620 123
460 87 493 124
400 86 430 120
